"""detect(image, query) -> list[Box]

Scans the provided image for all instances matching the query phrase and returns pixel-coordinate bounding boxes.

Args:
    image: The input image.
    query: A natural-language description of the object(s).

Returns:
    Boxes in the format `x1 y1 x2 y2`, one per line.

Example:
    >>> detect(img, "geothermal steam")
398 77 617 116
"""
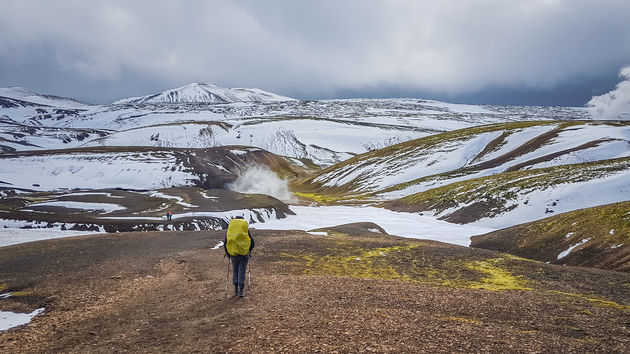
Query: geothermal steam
227 165 295 202
588 66 630 120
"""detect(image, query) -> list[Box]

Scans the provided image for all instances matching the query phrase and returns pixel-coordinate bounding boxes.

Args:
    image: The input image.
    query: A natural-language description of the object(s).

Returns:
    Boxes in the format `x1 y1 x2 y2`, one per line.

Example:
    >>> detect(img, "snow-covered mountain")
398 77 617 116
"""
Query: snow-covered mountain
0 87 88 108
113 83 296 104
0 91 590 166
2 83 626 237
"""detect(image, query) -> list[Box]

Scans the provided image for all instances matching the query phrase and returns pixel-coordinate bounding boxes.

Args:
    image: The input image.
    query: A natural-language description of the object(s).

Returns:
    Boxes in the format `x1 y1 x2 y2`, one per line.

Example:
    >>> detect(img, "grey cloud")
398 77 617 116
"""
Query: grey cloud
1 0 629 105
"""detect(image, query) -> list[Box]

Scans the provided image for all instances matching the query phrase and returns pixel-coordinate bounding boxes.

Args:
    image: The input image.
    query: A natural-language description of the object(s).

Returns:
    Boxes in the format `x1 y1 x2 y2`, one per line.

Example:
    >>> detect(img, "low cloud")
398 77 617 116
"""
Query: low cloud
227 165 295 203
2 1 630 104
588 66 630 120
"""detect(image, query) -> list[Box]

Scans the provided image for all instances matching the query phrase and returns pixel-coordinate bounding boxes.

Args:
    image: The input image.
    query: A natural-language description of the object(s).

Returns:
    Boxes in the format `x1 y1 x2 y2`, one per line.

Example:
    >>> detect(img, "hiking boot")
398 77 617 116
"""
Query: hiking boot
234 285 238 296
238 287 244 297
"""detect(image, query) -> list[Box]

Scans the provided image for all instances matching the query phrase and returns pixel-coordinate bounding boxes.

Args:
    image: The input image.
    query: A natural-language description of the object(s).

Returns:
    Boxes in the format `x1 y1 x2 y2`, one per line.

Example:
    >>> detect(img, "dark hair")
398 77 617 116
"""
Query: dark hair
235 216 244 219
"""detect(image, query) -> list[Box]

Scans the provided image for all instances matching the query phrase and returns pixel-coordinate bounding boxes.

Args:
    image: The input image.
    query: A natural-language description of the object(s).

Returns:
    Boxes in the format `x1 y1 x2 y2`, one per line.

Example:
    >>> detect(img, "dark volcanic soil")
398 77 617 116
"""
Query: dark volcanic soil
1 229 629 353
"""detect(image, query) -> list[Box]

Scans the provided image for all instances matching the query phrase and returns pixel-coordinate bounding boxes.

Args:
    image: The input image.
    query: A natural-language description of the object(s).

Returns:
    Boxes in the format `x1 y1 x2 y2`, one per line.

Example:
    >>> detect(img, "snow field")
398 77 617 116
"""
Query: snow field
256 206 494 246
0 152 192 190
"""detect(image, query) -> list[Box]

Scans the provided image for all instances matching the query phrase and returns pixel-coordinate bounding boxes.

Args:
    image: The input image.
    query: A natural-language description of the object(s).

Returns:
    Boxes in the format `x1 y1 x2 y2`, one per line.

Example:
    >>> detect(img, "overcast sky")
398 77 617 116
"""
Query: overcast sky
1 0 629 106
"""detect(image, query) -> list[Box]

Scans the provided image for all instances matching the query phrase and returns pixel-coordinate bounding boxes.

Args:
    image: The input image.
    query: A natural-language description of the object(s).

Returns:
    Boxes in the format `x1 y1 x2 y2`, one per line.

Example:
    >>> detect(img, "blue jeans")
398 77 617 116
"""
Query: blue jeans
231 255 249 288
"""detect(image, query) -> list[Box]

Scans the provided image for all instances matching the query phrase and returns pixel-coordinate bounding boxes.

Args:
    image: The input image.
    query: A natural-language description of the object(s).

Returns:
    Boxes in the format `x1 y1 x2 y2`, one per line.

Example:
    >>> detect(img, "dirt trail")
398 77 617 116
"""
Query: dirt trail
1 229 629 353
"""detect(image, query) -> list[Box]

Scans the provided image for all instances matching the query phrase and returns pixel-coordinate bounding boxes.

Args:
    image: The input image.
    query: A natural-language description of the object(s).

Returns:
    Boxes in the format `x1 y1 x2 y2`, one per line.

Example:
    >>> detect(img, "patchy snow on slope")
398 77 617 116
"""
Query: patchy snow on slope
318 131 503 191
527 140 630 169
0 152 192 190
472 124 559 164
0 87 87 108
501 124 630 170
145 191 198 208
422 100 493 114
83 123 223 148
557 238 591 259
257 206 494 246
171 208 278 224
468 169 630 229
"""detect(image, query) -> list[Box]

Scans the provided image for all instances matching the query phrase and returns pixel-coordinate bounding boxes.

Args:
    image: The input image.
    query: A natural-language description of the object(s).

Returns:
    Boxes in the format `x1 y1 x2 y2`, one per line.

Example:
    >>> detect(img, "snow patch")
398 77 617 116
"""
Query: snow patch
0 227 103 247
0 308 45 332
30 201 126 213
557 238 591 260
257 206 494 246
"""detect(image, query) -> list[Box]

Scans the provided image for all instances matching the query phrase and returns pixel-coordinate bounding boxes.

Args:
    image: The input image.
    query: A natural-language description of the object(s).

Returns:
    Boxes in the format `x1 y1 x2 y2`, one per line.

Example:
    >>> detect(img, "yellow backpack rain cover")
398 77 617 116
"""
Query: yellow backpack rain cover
226 218 251 256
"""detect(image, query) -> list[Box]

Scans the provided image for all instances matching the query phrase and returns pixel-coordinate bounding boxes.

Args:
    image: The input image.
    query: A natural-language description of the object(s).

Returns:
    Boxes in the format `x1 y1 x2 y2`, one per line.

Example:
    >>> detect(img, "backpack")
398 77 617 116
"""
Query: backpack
226 218 251 256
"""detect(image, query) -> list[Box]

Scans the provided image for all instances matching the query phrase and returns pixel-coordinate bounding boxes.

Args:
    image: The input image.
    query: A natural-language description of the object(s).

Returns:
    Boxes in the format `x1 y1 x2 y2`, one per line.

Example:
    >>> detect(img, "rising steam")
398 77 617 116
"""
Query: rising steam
227 165 295 203
588 66 630 120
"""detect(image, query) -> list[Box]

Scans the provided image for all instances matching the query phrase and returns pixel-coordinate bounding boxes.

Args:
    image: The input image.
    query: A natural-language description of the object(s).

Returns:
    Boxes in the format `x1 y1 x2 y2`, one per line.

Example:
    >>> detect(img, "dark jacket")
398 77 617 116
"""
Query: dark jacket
224 231 255 258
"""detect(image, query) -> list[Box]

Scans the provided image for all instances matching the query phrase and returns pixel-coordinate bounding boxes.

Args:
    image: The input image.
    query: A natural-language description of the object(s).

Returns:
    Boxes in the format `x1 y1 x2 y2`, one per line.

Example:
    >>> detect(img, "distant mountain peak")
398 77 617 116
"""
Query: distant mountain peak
113 82 296 105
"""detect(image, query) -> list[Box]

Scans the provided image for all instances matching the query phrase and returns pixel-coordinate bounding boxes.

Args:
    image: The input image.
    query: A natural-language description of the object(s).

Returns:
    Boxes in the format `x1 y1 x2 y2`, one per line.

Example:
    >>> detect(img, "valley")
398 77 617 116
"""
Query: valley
1 84 629 351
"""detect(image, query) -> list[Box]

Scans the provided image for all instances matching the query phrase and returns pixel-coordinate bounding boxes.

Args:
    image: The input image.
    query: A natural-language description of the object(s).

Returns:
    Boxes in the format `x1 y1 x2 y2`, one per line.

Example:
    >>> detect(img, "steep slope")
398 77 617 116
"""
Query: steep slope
291 121 630 228
382 157 630 228
0 116 109 153
0 87 88 108
301 121 630 197
113 83 295 104
0 146 306 191
470 201 630 272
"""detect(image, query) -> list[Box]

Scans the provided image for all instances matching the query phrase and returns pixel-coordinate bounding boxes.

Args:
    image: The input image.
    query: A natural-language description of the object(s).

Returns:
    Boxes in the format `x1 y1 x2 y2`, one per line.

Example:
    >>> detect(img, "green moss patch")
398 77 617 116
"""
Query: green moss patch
279 238 538 292
548 291 630 312
465 258 532 291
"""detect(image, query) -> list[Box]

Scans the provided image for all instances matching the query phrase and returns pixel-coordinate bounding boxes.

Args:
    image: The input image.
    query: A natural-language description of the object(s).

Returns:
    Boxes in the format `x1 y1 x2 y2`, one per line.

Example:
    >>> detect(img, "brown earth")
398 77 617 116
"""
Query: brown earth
1 228 629 353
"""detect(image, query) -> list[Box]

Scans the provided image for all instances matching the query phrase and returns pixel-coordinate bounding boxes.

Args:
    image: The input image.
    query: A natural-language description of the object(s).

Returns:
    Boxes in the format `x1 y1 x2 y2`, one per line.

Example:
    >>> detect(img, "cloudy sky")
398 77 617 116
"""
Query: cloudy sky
1 0 629 106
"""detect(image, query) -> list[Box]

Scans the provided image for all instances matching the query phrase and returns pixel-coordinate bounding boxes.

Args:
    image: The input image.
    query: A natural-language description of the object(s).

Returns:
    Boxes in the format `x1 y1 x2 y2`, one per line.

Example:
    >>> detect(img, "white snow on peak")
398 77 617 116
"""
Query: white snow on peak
113 83 296 105
0 86 88 108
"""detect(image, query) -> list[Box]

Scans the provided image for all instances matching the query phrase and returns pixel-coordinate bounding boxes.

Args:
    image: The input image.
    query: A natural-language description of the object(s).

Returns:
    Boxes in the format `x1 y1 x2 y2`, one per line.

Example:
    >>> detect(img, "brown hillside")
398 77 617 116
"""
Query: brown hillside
471 201 630 272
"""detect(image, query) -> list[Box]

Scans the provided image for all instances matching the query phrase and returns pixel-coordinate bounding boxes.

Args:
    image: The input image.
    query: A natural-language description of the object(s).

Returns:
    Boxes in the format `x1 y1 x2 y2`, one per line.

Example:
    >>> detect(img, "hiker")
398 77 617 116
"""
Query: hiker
166 211 172 221
224 216 255 297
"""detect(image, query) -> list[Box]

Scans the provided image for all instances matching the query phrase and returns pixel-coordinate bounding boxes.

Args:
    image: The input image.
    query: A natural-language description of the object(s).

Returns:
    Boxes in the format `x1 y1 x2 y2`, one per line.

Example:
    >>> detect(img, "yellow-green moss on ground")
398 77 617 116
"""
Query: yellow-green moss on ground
279 238 536 291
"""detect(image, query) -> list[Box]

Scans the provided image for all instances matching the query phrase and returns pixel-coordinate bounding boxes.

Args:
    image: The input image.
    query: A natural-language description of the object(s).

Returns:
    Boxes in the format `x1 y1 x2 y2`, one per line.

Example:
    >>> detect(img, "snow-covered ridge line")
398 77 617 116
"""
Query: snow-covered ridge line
113 83 296 105
0 86 89 108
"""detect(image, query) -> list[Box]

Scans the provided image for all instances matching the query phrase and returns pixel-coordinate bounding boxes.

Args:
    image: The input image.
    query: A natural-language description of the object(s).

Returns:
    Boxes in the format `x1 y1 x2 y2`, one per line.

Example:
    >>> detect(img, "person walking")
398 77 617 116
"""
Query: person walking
224 216 255 297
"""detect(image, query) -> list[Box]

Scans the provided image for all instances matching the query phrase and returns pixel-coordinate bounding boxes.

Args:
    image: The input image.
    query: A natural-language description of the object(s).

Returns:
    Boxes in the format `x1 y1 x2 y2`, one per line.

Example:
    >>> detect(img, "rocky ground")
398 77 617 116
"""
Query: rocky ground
1 224 629 353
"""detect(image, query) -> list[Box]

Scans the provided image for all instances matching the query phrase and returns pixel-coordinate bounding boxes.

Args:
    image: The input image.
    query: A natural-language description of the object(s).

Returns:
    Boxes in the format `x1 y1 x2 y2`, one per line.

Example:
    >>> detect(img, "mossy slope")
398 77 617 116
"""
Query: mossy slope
471 201 630 272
